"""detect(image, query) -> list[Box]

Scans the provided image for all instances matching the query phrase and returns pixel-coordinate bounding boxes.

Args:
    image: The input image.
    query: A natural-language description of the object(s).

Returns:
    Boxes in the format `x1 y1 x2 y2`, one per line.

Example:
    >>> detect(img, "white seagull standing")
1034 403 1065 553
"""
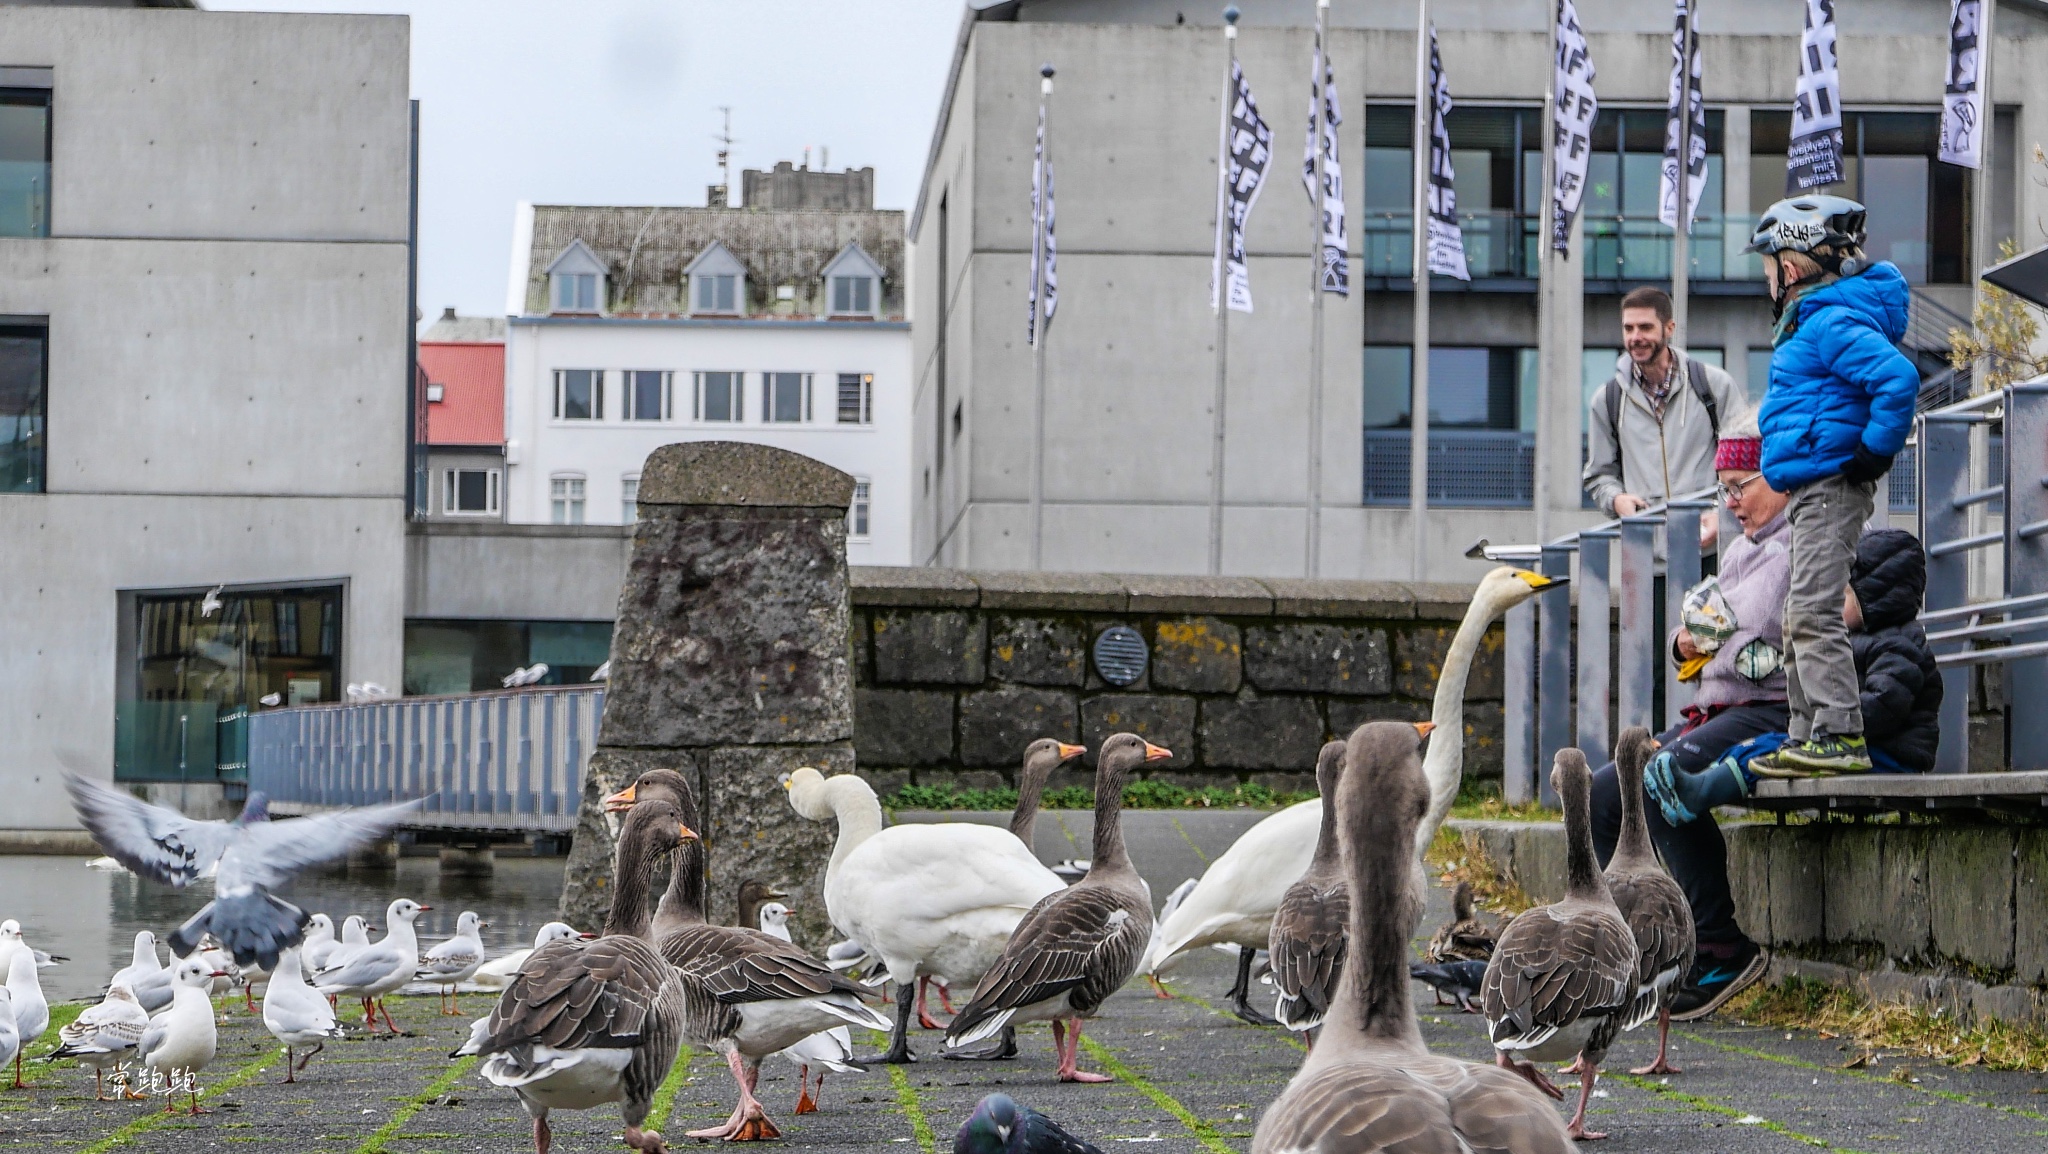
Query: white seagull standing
110 930 174 1013
471 922 589 990
0 920 67 970
138 958 226 1115
5 947 49 1089
299 914 340 971
263 948 345 1082
63 776 419 970
313 898 429 1034
416 910 488 1015
47 982 150 1099
756 901 864 1115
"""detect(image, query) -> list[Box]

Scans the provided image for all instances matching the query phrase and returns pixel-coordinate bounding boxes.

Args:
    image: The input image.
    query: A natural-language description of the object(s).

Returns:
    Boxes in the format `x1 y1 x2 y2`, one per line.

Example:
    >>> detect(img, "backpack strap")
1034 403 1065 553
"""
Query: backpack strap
1603 375 1622 446
1685 355 1720 440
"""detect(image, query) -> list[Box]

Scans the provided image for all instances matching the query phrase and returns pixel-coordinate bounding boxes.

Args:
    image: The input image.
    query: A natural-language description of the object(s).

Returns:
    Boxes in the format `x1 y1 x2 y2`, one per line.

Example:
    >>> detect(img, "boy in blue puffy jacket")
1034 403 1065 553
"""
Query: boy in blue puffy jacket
1741 196 1920 776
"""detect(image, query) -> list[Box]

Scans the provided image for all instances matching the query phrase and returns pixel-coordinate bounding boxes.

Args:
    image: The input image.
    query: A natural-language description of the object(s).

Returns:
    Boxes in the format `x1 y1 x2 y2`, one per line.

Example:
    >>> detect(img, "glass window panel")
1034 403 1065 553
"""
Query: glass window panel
1429 347 1492 427
1747 347 1775 404
699 371 740 421
1689 347 1724 368
551 476 585 525
628 370 665 420
0 94 50 238
558 369 599 420
764 372 806 423
1582 347 1622 418
0 323 45 493
622 475 639 525
1518 349 1540 433
717 275 736 311
851 479 871 538
1863 154 1929 284
854 277 871 312
576 274 596 310
455 469 489 511
837 373 871 423
1362 345 1411 429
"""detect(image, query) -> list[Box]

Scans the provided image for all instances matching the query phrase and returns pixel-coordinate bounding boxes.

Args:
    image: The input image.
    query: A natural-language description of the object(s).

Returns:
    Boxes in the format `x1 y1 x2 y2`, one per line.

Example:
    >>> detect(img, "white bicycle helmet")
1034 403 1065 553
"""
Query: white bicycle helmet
1746 195 1868 274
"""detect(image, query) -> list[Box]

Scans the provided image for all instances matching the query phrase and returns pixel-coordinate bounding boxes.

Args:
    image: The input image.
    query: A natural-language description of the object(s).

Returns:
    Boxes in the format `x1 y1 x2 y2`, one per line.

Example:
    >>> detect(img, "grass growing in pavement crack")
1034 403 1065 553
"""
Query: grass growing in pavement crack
1676 1029 2048 1122
76 1047 278 1154
641 1046 695 1134
1075 1035 1237 1154
1606 1071 1875 1153
1727 976 2048 1073
351 1056 476 1154
886 1064 936 1154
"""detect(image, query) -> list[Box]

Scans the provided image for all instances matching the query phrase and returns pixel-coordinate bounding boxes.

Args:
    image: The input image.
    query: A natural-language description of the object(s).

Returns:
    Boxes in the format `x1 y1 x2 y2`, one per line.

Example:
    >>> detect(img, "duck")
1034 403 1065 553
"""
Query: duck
138 957 227 1115
757 901 864 1116
109 930 174 1014
783 764 1065 1064
1426 880 1501 962
1145 566 1563 1019
605 769 892 1140
1267 740 1352 1034
474 923 592 990
462 797 693 1154
942 733 1165 1082
1408 959 1488 1014
263 948 345 1083
1605 727 1697 1077
954 1092 1103 1154
417 911 490 1015
47 981 150 1099
300 914 340 972
5 945 49 1088
0 920 66 970
1251 722 1574 1154
1480 749 1639 1141
313 898 430 1034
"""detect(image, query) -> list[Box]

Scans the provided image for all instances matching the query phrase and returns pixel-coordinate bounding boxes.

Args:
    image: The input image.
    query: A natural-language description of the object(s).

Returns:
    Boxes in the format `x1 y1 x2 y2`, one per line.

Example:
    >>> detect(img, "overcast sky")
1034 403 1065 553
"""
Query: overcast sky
209 0 962 321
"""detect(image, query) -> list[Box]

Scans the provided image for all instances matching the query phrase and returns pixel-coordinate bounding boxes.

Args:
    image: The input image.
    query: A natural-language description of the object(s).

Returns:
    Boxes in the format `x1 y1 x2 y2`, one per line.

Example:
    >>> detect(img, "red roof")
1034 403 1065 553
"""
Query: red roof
420 341 504 446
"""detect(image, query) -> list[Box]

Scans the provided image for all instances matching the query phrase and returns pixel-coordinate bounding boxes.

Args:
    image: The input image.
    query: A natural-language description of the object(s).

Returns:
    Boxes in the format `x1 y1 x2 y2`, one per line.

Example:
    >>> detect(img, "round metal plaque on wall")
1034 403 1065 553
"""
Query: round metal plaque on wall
1092 625 1149 687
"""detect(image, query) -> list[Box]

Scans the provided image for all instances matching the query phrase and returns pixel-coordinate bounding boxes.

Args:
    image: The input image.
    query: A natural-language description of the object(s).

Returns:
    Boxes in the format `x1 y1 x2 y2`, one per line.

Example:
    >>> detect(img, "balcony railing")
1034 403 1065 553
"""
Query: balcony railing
1362 211 1763 282
1361 211 1540 280
1363 427 1534 507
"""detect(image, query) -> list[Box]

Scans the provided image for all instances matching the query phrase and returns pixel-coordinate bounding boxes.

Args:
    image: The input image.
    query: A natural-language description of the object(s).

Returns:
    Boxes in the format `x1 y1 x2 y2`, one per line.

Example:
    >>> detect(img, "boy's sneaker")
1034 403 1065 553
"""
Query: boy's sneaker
1749 734 1872 777
1668 939 1769 1022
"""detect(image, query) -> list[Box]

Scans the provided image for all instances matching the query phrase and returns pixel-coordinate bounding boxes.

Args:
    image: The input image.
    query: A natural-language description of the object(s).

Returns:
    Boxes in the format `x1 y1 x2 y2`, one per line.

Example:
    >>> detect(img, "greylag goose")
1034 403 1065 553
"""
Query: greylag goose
1009 739 1087 850
1605 727 1696 1076
757 901 864 1115
1267 740 1351 1034
1252 722 1573 1154
942 733 1165 1082
139 958 227 1114
417 911 489 1015
463 797 693 1154
1481 749 1639 1140
47 982 149 1099
606 769 891 1141
263 947 345 1082
1145 567 1563 1016
1426 881 1500 962
735 881 788 937
64 776 417 969
782 764 1064 1064
313 898 430 1034
5 946 48 1088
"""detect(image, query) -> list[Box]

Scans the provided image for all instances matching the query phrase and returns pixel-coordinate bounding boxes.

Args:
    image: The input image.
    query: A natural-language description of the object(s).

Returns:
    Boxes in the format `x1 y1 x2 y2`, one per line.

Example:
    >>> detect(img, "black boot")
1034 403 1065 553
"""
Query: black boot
1229 946 1277 1027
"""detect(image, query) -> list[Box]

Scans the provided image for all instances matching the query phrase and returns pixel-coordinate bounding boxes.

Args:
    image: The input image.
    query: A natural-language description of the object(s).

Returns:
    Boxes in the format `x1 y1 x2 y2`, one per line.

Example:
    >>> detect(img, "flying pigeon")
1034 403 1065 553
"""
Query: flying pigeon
63 775 420 971
954 1094 1102 1154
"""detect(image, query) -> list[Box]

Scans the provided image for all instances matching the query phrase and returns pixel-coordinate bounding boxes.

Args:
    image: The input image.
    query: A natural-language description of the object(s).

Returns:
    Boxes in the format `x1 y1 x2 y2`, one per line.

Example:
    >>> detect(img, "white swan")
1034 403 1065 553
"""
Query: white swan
1140 567 1559 1020
784 766 1064 1063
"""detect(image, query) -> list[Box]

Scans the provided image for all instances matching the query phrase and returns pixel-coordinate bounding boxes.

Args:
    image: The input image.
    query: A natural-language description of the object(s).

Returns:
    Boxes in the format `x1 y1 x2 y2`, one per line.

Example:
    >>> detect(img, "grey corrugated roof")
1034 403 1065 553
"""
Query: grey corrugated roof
422 313 506 342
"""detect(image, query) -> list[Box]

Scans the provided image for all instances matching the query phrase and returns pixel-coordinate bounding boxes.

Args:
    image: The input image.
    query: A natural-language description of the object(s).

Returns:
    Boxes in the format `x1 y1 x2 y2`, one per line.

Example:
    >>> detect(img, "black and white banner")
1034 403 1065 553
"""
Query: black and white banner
1027 103 1057 346
1787 0 1844 191
1940 0 1985 169
1212 61 1274 313
1424 25 1469 281
1550 0 1598 257
1301 32 1348 296
1659 0 1706 232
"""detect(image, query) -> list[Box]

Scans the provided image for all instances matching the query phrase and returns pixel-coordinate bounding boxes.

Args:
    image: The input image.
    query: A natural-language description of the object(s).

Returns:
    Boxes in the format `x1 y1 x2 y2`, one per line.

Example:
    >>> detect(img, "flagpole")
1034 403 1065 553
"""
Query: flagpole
1304 0 1330 579
1408 0 1430 583
1671 0 1694 346
1209 8 1240 577
1536 0 1558 547
1974 0 1997 324
1030 64 1054 570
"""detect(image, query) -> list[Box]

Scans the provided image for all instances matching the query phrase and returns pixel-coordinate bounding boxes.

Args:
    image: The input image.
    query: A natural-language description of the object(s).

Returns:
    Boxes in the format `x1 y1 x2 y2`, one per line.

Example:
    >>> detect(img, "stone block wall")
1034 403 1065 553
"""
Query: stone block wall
849 569 1499 793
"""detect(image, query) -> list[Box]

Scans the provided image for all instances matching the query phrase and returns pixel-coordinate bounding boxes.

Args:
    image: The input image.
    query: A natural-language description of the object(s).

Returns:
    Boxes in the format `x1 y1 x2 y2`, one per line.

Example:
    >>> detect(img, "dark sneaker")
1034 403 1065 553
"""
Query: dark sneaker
1750 734 1872 777
1668 940 1769 1022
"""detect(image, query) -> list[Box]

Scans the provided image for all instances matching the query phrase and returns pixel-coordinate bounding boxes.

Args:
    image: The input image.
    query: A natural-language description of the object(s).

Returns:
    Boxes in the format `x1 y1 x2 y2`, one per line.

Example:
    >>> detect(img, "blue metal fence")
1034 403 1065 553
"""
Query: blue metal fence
1364 428 1535 507
247 687 604 832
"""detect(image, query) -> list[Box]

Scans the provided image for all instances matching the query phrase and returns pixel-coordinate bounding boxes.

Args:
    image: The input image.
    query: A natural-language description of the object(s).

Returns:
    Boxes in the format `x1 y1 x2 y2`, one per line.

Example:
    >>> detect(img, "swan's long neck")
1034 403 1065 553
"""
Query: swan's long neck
824 779 884 875
1416 587 1513 856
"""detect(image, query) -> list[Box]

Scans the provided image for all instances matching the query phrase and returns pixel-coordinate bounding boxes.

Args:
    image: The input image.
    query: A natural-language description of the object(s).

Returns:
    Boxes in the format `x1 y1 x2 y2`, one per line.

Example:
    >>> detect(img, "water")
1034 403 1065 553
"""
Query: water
0 854 569 1003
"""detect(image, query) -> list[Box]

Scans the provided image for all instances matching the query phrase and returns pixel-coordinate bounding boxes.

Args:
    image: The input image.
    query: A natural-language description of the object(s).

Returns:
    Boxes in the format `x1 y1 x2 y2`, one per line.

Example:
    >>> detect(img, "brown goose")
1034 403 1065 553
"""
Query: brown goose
1426 881 1501 963
735 880 788 935
941 732 1166 1081
463 797 693 1154
1267 740 1352 1034
1252 722 1573 1154
1010 738 1087 849
605 771 890 1141
1480 749 1639 1141
1606 727 1696 1076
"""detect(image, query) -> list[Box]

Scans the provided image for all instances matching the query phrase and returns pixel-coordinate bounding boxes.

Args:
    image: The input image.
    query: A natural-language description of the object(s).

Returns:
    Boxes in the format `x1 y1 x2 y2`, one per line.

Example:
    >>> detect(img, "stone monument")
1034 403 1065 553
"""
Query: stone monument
557 442 856 943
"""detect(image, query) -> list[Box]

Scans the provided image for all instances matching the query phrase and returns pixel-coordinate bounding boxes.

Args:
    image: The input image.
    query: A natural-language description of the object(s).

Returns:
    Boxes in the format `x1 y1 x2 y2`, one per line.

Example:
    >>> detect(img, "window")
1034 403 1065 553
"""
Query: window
694 273 738 313
763 372 810 423
552 272 598 312
0 320 46 493
1362 105 1544 279
695 371 742 422
1362 345 1535 508
1751 110 1966 284
624 370 670 421
404 618 613 696
830 275 874 316
1746 347 1774 405
0 86 50 239
837 373 873 424
1581 108 1732 281
850 479 871 539
442 467 500 516
550 474 586 524
554 369 603 420
622 474 640 525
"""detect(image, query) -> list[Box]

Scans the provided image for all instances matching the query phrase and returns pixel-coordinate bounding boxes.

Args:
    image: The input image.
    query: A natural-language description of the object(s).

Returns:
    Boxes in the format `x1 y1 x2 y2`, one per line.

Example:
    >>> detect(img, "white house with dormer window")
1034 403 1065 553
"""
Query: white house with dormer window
502 191 912 564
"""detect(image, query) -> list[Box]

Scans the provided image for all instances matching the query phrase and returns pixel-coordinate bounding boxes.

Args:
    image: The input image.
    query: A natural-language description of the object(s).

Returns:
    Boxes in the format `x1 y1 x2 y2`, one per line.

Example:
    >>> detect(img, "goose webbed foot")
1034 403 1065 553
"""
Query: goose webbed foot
1051 1020 1113 1084
940 1026 1017 1061
1629 1011 1682 1075
1495 1050 1564 1100
1564 1064 1607 1140
622 1124 669 1153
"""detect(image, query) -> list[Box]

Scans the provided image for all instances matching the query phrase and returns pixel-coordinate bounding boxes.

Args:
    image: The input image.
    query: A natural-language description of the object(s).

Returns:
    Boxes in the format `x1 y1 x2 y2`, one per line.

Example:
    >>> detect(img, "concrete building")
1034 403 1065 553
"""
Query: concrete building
910 0 2048 579
501 166 914 564
0 2 412 826
419 309 507 524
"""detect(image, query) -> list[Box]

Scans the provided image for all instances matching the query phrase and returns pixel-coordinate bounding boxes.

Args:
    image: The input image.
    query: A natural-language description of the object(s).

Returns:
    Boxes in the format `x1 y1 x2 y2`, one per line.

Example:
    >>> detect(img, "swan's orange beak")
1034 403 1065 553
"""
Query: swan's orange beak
603 782 638 812
678 823 700 842
1057 742 1087 761
1142 741 1173 762
1414 722 1437 737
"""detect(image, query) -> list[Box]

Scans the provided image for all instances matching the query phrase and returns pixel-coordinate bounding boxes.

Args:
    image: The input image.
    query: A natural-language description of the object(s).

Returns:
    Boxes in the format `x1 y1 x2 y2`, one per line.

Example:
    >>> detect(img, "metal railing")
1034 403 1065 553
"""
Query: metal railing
1478 377 2048 797
1364 428 1534 507
246 686 605 832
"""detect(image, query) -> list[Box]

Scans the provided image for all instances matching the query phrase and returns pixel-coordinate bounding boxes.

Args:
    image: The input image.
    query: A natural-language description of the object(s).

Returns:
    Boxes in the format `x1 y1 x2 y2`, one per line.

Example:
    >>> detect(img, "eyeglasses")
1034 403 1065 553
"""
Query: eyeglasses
1720 473 1765 503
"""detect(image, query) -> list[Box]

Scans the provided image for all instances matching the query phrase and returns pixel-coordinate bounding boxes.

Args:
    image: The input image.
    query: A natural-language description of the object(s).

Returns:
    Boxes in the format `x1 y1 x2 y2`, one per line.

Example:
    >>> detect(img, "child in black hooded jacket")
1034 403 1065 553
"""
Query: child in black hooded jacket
1844 528 1942 772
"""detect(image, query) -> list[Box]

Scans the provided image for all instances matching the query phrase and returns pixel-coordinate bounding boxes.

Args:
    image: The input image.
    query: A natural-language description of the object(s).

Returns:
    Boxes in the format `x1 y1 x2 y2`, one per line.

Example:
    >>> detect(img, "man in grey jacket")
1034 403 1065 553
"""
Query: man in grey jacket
1582 286 1748 543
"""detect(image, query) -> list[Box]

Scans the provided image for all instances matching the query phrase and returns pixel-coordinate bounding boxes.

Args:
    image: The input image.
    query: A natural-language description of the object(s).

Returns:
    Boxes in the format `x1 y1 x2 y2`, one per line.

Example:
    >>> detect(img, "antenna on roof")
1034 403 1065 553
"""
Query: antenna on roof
714 105 736 202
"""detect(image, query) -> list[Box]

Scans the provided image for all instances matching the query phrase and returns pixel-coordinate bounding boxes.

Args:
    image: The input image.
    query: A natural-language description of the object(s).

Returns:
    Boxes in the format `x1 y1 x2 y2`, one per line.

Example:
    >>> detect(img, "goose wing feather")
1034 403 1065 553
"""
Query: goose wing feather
659 925 861 1005
948 886 1150 1040
1605 868 1695 1027
1267 877 1348 1030
478 937 673 1054
1479 905 1635 1045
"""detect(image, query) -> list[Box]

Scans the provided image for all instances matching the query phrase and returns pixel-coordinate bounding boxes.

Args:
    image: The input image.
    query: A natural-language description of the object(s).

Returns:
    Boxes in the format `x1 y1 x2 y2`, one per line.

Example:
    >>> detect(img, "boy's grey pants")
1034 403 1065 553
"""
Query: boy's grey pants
1782 473 1877 740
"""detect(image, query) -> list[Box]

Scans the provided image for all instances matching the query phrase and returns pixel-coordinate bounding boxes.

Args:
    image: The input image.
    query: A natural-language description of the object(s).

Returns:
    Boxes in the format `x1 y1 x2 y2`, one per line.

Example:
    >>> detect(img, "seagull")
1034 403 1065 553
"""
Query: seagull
0 989 16 1097
415 910 488 1015
138 958 225 1115
757 902 865 1115
47 982 150 1099
263 948 345 1083
471 922 590 990
199 584 225 618
63 774 420 970
109 930 174 1013
590 660 610 682
313 898 429 1034
0 920 67 970
5 949 49 1088
300 914 339 972
259 693 283 707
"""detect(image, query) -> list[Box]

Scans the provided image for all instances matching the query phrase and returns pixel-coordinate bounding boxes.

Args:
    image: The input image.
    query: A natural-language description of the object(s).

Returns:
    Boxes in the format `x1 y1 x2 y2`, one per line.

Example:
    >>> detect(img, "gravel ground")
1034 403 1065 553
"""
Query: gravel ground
4 881 2046 1154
